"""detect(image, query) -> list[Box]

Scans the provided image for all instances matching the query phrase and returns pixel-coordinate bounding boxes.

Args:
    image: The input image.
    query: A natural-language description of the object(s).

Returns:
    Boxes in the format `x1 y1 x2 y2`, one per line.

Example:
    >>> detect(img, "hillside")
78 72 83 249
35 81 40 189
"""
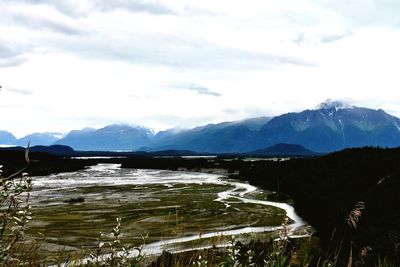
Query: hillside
247 143 319 156
55 124 154 151
0 130 17 145
144 100 400 153
17 132 63 146
143 117 271 153
239 147 400 263
255 100 400 152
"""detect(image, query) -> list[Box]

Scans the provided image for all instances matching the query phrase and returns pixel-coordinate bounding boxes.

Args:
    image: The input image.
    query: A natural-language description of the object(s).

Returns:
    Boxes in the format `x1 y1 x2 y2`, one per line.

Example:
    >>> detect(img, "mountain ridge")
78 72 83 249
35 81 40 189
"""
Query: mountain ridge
55 124 155 151
255 104 400 152
141 117 271 153
0 130 18 145
2 100 400 153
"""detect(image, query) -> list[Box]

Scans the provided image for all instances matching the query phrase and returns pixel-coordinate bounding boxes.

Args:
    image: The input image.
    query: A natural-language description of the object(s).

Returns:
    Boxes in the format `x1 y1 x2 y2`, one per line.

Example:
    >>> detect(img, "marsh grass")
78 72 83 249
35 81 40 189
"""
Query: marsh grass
1 153 398 266
2 199 398 267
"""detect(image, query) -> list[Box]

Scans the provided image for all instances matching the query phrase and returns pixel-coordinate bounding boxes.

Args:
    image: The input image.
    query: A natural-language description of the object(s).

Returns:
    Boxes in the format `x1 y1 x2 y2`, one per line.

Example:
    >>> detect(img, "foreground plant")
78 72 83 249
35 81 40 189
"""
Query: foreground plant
84 217 148 266
0 147 33 265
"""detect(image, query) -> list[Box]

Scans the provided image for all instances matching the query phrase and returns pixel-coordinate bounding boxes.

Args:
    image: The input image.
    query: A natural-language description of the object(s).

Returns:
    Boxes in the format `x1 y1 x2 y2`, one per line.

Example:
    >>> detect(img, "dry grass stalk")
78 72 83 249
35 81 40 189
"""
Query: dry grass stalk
346 201 365 229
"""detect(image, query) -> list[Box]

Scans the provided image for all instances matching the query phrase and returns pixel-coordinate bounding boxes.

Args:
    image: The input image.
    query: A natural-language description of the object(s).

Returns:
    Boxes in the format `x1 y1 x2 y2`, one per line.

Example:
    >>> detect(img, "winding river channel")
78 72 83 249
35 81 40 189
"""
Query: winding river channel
28 164 311 257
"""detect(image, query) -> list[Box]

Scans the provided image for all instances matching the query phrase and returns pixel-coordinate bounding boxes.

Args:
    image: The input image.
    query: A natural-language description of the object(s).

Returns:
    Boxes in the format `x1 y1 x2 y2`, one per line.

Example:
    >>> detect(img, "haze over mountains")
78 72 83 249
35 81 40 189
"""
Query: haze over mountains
54 125 154 151
144 117 271 153
0 131 63 147
2 100 400 153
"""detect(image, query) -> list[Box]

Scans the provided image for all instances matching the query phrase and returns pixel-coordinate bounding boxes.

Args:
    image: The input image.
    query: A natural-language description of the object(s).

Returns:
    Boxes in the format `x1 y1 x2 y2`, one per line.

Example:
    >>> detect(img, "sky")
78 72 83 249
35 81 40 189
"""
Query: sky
1 0 400 137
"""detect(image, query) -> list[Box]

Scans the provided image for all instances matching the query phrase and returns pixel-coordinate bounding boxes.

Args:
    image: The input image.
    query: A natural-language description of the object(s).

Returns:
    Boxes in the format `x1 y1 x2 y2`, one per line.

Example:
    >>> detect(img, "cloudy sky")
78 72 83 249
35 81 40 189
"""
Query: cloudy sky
1 0 400 137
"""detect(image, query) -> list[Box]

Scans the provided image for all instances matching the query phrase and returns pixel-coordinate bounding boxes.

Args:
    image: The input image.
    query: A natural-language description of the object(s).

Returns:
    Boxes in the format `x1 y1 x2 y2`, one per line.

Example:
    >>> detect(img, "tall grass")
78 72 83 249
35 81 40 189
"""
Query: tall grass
0 146 33 265
0 151 398 266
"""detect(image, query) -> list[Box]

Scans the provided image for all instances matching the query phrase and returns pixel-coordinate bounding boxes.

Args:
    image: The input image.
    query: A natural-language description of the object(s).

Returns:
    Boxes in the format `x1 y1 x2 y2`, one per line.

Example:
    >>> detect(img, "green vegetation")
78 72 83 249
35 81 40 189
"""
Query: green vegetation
0 150 94 177
2 147 400 266
119 148 400 265
238 147 400 264
0 149 33 264
27 178 286 254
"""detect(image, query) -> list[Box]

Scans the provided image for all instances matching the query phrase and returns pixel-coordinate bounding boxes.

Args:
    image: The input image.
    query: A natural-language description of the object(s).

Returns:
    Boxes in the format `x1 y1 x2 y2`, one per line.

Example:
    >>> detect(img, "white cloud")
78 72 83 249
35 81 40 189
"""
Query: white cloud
2 0 400 137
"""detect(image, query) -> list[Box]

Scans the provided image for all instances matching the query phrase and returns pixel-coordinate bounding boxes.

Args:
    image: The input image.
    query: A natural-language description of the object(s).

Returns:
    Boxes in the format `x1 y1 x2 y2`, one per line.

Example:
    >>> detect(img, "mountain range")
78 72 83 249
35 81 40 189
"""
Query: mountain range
2 100 400 153
53 124 154 151
254 101 400 152
0 131 64 147
143 117 271 153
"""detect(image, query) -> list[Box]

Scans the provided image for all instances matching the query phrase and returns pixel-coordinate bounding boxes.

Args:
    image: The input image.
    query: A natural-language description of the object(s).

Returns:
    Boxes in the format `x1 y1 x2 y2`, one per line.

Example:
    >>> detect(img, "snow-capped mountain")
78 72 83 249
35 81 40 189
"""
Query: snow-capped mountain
3 100 400 153
315 99 355 110
144 100 400 153
256 100 400 152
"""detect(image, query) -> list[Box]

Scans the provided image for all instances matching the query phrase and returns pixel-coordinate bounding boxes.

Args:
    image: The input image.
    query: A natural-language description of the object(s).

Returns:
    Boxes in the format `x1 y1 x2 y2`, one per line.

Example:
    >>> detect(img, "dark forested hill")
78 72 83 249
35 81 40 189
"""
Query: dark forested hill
239 147 400 263
247 143 319 156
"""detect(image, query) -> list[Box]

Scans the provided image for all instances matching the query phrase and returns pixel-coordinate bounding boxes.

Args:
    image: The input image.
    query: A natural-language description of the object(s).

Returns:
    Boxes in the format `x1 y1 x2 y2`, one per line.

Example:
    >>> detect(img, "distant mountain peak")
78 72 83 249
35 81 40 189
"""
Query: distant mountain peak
0 130 18 146
316 99 355 111
80 127 96 132
56 123 155 151
17 132 64 146
104 123 155 135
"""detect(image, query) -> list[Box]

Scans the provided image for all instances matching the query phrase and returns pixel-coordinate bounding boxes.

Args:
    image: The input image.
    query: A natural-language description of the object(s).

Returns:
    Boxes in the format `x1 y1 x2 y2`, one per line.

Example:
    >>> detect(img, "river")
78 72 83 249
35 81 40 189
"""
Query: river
28 163 310 257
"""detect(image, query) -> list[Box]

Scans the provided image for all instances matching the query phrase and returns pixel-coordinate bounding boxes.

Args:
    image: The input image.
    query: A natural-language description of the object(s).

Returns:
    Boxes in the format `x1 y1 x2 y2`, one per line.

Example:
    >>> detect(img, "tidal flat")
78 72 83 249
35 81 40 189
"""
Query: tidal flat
27 164 308 257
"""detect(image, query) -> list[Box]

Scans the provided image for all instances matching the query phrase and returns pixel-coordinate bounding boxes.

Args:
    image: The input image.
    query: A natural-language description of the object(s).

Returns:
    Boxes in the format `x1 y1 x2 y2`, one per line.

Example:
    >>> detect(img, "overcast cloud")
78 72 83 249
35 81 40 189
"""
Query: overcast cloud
1 0 400 137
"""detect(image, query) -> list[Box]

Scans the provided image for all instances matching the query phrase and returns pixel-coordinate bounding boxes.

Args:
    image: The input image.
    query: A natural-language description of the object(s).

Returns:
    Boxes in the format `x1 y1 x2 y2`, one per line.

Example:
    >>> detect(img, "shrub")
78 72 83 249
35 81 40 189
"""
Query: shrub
0 147 33 265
